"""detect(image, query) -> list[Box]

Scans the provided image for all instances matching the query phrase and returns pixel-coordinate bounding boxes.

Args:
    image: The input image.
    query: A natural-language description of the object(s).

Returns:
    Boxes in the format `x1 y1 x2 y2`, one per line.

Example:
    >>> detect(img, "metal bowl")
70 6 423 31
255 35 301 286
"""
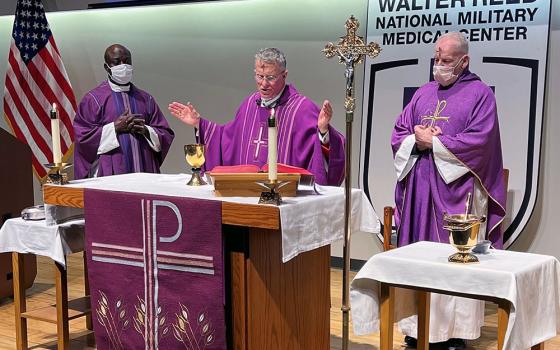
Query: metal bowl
473 240 492 254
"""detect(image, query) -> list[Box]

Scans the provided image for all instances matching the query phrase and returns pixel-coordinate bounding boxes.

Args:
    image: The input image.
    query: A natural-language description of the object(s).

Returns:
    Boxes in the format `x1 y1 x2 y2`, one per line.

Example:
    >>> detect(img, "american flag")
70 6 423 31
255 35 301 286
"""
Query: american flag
3 0 77 179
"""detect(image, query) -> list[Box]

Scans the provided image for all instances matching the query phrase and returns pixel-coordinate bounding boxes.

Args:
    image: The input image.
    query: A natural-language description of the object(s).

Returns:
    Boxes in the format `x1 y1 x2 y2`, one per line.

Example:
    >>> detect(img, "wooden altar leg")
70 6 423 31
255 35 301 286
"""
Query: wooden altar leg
12 252 28 350
416 291 430 350
55 261 70 350
497 299 511 350
379 283 394 350
531 343 545 350
246 227 330 349
231 249 247 350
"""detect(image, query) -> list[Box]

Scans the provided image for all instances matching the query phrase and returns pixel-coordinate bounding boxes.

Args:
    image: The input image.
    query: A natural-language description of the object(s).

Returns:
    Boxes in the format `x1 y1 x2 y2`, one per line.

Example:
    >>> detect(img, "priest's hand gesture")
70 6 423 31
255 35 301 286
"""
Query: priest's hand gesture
318 100 332 134
414 125 442 151
130 117 147 136
168 102 200 128
114 109 134 134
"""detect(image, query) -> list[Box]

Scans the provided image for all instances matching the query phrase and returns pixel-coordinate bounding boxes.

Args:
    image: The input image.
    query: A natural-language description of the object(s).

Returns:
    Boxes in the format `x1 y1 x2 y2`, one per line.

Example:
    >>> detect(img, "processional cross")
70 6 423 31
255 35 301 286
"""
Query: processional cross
322 15 381 350
323 16 381 114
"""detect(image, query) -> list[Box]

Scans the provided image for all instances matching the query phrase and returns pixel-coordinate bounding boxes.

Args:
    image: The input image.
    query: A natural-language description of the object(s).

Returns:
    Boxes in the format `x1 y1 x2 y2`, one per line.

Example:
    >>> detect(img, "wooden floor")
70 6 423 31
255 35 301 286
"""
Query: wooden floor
1 253 559 350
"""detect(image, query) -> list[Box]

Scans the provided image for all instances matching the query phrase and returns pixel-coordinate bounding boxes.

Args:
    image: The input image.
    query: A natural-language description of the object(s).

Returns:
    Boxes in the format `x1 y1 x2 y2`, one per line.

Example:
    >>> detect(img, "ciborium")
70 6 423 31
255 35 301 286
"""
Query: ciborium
443 213 486 263
184 144 206 186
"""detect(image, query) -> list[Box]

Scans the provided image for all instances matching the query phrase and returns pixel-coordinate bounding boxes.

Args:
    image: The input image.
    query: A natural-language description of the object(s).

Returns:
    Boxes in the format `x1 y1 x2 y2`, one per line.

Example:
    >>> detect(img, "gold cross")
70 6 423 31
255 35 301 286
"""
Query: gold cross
421 100 450 128
323 16 381 112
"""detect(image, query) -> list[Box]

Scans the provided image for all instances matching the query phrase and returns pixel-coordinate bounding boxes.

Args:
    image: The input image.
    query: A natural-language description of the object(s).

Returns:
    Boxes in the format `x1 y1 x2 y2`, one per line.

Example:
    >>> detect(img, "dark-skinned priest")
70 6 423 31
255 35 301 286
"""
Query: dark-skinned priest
73 44 174 179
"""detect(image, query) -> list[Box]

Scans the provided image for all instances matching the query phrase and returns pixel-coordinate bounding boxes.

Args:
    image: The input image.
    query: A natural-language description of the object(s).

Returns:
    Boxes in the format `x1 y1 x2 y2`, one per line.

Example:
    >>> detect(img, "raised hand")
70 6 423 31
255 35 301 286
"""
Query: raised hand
318 100 332 134
168 101 200 128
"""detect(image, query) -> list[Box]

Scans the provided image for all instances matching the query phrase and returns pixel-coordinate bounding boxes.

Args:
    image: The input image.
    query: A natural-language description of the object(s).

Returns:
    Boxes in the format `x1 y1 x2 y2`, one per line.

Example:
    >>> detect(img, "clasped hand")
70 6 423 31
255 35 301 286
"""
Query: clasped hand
414 124 442 151
114 109 146 135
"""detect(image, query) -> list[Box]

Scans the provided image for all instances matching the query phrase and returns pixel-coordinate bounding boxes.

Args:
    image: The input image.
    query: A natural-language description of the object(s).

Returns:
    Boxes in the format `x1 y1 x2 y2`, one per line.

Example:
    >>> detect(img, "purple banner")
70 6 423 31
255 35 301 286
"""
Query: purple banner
84 188 225 349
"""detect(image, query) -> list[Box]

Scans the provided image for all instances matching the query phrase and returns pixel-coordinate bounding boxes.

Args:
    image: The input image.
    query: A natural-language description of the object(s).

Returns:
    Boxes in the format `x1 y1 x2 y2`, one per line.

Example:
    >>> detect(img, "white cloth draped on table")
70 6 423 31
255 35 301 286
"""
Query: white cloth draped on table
350 241 560 350
56 173 380 262
0 217 84 267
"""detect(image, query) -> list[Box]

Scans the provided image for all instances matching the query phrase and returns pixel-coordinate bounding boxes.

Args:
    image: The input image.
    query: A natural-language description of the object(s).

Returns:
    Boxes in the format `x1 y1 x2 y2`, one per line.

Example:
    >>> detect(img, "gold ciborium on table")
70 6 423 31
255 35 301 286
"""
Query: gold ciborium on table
443 193 486 263
184 144 207 186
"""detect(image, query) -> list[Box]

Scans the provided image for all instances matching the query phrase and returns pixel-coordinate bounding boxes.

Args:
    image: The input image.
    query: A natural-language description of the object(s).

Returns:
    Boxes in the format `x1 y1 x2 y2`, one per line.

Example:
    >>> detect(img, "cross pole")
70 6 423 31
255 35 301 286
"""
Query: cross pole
323 15 381 350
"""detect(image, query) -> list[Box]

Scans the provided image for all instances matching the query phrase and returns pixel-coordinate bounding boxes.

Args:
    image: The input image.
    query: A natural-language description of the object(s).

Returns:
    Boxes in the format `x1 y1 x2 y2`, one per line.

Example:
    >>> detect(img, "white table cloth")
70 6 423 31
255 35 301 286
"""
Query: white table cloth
350 241 560 350
48 172 380 262
0 217 85 267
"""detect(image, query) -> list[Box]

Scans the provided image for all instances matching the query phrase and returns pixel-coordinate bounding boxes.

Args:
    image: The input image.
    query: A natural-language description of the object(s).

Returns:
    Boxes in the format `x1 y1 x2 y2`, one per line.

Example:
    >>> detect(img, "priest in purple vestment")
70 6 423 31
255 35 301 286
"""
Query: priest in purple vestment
74 44 174 179
168 47 345 186
391 32 506 349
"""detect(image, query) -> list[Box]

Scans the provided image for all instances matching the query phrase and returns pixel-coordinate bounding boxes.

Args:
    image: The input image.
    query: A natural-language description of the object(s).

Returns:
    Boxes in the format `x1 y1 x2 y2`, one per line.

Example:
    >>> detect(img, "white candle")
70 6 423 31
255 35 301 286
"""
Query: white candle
50 103 62 164
268 108 277 182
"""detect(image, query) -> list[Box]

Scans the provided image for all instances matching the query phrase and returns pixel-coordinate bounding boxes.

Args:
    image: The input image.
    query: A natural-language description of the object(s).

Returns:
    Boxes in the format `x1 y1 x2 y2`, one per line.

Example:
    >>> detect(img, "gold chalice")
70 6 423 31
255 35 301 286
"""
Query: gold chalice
184 144 207 186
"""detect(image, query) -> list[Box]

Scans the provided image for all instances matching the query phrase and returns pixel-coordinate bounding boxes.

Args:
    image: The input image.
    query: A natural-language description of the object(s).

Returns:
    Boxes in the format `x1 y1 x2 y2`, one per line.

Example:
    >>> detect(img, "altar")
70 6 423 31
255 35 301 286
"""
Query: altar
39 172 379 349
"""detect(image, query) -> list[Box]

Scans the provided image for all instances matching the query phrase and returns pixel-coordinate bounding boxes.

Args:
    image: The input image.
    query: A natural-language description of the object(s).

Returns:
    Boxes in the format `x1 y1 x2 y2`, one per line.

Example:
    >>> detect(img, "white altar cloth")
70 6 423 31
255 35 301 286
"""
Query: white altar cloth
48 172 380 262
0 217 85 267
350 241 560 350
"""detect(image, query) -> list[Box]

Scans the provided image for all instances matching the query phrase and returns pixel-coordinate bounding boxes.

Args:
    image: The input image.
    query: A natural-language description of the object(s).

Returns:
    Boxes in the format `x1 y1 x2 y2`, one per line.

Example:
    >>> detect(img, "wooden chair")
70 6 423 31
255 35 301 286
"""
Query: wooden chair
382 168 510 251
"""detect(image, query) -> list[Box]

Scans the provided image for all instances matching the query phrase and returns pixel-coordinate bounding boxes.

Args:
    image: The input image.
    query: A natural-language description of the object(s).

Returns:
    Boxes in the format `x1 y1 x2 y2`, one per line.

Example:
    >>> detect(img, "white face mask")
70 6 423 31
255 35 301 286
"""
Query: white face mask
433 56 465 87
109 64 133 85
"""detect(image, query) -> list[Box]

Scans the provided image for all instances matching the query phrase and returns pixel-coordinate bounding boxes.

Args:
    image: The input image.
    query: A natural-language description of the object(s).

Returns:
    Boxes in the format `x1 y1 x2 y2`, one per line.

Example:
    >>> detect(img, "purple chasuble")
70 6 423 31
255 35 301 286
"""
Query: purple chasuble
74 81 174 179
392 71 506 248
84 189 225 349
198 84 345 186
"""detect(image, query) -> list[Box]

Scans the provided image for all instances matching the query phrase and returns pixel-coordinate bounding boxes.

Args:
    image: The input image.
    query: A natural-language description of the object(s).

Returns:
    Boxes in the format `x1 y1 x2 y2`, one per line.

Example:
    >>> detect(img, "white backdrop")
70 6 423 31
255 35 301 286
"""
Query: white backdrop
0 0 559 261
361 0 551 248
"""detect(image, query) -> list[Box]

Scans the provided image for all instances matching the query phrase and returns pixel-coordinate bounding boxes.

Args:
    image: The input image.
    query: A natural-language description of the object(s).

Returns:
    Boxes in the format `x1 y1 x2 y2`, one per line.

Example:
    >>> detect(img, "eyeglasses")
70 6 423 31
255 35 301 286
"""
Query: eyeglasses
254 71 285 83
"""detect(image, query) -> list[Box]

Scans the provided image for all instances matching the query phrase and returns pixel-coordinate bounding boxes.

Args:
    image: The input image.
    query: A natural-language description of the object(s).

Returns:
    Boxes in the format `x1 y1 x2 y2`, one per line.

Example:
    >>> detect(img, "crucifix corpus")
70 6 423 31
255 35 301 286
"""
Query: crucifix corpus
323 15 381 350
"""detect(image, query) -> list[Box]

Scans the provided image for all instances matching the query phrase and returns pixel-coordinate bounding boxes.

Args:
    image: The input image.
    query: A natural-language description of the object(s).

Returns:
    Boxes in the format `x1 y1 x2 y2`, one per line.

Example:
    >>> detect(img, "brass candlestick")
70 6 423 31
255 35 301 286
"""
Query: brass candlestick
257 179 292 206
44 162 72 185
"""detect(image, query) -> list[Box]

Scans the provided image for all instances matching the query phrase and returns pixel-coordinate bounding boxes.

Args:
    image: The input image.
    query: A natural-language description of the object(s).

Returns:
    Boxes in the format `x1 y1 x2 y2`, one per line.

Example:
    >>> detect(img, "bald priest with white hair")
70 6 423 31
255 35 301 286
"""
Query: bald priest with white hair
390 32 506 349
